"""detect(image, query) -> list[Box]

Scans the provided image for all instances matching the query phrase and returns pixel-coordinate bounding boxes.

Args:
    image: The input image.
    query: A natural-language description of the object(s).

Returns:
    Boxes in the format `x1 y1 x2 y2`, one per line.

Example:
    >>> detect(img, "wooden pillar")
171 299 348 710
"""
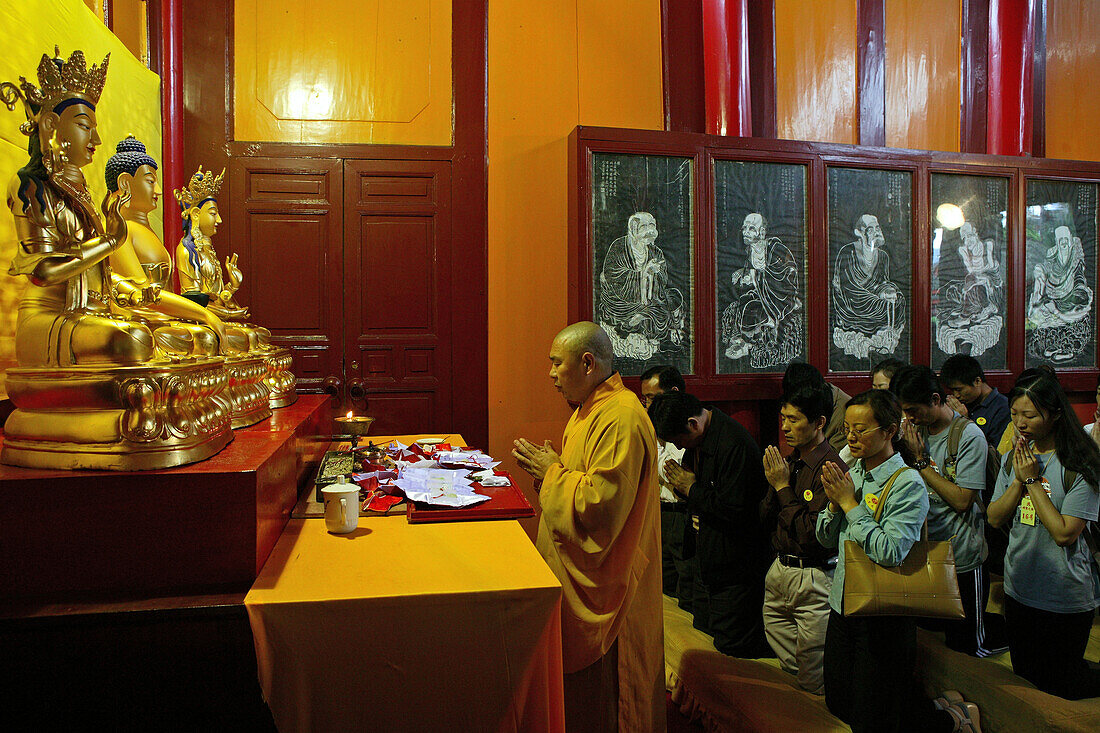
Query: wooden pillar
702 0 752 136
856 0 886 147
987 0 1035 155
160 0 183 205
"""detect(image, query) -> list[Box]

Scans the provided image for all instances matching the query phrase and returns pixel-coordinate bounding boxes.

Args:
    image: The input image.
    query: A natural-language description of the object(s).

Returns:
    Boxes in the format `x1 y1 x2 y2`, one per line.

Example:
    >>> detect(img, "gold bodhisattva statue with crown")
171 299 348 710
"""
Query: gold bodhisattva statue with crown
174 167 297 412
0 48 232 469
104 139 271 429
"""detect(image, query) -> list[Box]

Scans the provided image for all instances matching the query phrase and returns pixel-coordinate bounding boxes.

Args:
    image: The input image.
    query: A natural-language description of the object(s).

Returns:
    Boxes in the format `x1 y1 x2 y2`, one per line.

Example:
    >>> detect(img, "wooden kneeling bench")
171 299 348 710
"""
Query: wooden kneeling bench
663 595 847 732
914 578 1100 733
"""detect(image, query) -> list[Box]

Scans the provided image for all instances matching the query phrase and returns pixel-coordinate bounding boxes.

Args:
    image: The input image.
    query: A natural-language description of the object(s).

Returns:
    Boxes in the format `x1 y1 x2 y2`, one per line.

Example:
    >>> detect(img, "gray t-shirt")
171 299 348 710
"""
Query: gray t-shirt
991 450 1100 613
923 415 988 573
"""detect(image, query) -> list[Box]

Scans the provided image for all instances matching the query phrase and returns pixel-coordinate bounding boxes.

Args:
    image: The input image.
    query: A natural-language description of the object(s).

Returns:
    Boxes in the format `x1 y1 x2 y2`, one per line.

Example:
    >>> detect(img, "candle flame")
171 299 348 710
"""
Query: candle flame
346 411 353 418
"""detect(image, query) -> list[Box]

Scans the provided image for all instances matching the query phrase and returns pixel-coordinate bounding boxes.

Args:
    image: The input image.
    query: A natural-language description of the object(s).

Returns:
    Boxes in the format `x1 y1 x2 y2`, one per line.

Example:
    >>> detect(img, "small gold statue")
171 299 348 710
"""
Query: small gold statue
174 167 297 409
174 167 249 320
0 47 232 469
103 136 271 427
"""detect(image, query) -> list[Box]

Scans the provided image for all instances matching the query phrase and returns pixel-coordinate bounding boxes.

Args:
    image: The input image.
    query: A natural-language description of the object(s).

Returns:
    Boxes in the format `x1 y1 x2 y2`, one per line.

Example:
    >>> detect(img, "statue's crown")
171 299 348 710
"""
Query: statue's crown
3 47 110 116
175 166 226 209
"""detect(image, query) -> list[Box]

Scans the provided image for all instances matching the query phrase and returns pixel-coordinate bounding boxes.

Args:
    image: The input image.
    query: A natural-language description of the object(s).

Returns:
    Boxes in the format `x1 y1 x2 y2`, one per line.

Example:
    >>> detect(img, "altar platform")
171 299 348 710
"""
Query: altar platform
0 394 331 601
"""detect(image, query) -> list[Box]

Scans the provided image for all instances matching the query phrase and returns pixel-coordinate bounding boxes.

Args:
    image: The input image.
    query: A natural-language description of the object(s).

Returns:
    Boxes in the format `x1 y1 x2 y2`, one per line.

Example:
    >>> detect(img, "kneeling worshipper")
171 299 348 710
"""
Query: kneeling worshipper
513 321 665 733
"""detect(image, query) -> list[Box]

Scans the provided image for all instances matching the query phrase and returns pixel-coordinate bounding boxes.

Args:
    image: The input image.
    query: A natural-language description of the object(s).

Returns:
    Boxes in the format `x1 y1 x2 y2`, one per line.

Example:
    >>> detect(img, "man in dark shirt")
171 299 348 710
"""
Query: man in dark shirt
760 383 845 694
649 391 772 658
940 354 1009 447
639 365 690 603
783 362 850 452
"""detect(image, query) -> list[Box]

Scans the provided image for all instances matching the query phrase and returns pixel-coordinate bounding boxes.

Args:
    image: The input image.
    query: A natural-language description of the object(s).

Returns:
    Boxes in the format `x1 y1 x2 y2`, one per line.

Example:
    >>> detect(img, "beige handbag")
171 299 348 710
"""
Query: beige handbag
843 467 965 619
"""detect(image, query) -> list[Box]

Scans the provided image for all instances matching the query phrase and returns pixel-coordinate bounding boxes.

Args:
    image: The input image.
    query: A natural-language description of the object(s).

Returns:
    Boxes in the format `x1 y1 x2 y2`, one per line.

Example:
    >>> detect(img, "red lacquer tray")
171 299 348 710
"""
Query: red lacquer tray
406 470 535 523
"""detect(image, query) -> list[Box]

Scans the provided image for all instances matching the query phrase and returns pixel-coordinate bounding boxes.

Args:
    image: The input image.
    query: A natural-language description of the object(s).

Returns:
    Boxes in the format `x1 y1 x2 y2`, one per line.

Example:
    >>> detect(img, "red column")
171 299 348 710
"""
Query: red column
160 0 184 207
987 0 1035 155
702 0 752 136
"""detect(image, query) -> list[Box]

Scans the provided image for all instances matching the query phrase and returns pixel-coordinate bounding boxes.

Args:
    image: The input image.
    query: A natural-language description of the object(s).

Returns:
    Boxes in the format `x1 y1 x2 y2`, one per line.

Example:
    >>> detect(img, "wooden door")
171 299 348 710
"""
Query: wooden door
342 160 453 434
230 158 344 396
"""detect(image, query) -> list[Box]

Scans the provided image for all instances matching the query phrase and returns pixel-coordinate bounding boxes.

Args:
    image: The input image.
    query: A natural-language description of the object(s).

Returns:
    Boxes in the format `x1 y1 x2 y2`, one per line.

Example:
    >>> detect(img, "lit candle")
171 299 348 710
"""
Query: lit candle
334 412 375 436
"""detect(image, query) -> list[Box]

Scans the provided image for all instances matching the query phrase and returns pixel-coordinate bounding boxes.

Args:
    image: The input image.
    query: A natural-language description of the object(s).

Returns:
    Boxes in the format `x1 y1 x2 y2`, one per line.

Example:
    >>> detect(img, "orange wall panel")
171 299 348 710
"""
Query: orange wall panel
885 0 961 152
775 0 858 145
1046 0 1100 161
487 1 664 476
234 0 453 145
110 0 144 62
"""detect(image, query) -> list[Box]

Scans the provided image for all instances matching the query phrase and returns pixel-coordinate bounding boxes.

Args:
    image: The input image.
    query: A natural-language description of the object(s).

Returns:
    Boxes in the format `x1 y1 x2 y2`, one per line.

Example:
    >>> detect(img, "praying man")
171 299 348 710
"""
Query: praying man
513 321 665 733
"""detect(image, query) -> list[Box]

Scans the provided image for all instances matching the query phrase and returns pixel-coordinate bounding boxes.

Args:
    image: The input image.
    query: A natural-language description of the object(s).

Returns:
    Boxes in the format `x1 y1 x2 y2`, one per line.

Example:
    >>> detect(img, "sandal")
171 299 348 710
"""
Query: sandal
941 690 982 733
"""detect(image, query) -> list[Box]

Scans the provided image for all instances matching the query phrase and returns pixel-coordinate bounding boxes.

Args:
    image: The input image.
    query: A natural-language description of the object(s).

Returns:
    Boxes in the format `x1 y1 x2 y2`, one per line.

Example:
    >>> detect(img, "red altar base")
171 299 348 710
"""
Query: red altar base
0 394 331 601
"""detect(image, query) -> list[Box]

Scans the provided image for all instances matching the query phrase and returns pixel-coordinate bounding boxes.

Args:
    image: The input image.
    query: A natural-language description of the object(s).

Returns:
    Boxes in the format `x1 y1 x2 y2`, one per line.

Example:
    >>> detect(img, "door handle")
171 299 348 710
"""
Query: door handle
348 378 368 402
322 375 342 401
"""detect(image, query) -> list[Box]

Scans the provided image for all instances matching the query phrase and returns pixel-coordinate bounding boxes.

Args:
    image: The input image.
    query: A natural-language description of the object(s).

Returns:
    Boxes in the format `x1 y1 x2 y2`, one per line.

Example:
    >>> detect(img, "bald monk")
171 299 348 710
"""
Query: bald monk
513 322 665 732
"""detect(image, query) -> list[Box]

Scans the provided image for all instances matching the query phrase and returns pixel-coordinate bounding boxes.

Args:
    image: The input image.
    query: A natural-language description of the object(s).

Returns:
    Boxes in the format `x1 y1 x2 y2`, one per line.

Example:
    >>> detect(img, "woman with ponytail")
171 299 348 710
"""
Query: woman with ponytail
987 371 1100 699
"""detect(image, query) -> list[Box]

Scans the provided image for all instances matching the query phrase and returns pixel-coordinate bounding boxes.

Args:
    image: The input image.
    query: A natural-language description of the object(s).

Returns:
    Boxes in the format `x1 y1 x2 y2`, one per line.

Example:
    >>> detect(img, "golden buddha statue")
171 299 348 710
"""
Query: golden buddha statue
104 138 271 428
106 136 227 355
174 168 297 409
0 47 232 469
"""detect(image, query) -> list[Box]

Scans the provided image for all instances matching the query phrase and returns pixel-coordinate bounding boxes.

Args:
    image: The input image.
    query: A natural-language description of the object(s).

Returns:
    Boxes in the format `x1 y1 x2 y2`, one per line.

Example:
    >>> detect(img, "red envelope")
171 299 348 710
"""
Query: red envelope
355 475 381 492
364 492 403 512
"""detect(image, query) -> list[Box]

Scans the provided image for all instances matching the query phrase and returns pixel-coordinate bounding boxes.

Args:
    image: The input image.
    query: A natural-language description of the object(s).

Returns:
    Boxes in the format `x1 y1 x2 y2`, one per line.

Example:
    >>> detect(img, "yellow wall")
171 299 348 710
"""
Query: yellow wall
0 0 162 398
234 0 453 145
487 1 664 472
885 0 960 152
1046 0 1100 161
775 0 858 144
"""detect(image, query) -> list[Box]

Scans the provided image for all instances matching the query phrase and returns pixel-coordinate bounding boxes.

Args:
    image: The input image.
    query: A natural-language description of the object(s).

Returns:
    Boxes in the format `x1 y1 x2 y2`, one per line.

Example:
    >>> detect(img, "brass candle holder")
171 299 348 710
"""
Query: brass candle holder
334 412 375 455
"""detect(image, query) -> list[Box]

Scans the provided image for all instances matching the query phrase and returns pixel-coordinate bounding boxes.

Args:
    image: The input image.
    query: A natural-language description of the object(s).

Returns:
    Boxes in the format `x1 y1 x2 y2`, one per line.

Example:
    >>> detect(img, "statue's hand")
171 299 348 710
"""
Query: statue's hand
140 283 162 305
225 253 243 292
104 190 131 247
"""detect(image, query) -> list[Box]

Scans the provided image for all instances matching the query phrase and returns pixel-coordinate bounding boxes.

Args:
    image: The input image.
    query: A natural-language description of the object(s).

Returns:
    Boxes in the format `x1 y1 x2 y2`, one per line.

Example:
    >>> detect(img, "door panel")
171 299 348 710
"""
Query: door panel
344 160 452 434
229 158 344 395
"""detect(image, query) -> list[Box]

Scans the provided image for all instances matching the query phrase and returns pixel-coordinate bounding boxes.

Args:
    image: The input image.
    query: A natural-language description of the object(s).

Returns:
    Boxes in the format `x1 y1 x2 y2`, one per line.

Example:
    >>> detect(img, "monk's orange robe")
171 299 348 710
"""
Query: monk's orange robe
536 372 666 732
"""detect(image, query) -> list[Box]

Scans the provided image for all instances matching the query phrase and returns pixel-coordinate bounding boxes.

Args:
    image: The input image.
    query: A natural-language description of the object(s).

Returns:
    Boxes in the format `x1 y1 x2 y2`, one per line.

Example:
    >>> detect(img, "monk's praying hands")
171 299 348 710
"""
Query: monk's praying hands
512 438 561 482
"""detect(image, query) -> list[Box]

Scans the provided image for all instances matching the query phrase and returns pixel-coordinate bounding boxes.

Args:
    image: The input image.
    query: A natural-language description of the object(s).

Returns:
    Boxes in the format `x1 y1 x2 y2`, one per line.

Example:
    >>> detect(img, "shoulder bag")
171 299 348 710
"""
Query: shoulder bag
843 467 965 619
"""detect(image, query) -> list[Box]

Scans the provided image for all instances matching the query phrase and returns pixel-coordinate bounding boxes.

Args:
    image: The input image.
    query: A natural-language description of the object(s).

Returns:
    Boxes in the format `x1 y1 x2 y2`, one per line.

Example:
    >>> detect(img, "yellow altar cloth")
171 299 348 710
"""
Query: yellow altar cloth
246 473 565 731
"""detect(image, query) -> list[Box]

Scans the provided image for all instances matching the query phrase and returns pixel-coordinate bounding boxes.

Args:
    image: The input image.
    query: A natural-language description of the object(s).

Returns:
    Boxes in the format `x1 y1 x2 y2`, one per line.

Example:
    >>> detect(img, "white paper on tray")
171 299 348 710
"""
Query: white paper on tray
395 469 490 507
475 475 511 487
434 450 496 467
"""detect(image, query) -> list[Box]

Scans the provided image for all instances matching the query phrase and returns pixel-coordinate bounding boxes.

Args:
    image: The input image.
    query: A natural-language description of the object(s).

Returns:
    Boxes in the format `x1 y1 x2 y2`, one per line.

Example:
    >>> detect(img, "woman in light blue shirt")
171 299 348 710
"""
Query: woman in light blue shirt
816 390 972 732
988 371 1100 699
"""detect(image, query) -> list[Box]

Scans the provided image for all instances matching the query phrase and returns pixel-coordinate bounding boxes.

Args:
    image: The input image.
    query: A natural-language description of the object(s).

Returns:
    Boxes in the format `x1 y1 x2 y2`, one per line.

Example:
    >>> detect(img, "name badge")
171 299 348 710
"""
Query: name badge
1020 495 1036 526
865 492 880 513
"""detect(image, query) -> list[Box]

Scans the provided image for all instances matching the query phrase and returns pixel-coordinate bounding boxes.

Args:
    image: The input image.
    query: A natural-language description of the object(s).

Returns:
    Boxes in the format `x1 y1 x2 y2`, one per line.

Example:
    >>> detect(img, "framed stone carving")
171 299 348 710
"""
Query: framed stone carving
591 152 694 375
714 159 808 373
827 166 912 373
930 173 1009 370
1024 179 1098 368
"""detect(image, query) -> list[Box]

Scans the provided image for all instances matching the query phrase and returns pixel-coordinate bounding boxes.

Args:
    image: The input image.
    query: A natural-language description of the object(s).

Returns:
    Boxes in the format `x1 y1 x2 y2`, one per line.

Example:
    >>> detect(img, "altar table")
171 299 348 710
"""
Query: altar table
245 489 565 732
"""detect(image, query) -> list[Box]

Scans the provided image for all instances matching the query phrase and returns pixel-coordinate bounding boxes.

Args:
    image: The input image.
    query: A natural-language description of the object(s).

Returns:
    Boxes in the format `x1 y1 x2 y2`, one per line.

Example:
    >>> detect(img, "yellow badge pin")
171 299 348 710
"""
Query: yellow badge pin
803 489 814 502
